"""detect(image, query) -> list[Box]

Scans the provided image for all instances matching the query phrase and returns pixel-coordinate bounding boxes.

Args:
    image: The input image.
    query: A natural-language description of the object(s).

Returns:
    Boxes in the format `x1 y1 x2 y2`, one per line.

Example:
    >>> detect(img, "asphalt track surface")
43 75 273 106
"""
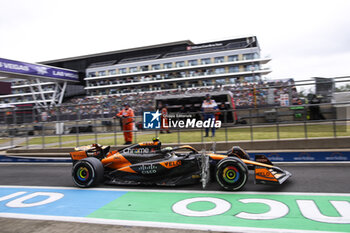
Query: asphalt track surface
1 163 350 233
0 163 350 193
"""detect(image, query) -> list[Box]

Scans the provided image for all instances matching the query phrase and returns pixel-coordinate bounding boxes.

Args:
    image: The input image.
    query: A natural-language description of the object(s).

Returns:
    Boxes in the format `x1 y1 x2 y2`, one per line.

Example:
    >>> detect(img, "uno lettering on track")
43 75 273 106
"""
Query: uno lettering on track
0 186 349 233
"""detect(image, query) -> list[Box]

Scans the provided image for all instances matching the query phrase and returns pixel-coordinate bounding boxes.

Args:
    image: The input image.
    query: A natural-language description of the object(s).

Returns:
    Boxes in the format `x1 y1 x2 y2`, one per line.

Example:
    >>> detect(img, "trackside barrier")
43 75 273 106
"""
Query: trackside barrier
0 101 349 150
1 151 349 163
249 151 350 162
0 155 70 163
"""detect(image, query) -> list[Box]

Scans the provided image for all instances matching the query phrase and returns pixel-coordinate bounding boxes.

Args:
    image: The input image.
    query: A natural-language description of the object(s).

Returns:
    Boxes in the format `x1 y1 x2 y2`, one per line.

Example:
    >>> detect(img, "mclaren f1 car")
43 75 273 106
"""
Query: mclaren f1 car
70 138 291 191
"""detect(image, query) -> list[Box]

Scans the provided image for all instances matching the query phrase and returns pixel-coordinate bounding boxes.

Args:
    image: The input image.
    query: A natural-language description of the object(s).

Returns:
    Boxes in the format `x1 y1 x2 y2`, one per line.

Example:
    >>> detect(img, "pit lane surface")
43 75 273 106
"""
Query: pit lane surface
1 163 350 233
0 163 349 193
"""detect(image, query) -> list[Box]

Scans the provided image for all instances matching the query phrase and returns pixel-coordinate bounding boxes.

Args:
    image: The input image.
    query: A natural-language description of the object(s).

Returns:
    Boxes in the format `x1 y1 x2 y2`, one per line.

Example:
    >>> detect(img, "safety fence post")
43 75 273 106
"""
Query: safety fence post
276 122 280 140
224 110 228 143
10 122 14 148
113 118 117 146
31 108 35 123
304 121 308 139
94 119 97 144
249 108 253 142
58 108 62 148
76 120 79 147
41 122 45 149
25 123 29 149
134 117 137 144
276 107 280 140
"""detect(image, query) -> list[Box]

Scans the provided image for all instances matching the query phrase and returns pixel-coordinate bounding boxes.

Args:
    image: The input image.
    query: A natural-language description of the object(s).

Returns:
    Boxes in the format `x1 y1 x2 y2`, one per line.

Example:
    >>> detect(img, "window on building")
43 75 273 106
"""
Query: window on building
179 71 186 77
163 83 173 89
215 68 225 74
175 61 185 67
203 69 213 75
243 53 258 60
140 65 149 71
119 68 126 74
108 69 116 75
215 79 226 85
163 63 172 69
228 55 238 62
129 67 138 73
244 76 258 82
201 58 211 65
214 57 225 63
229 78 236 84
188 81 199 87
88 72 96 77
177 82 186 89
152 64 160 70
245 64 260 72
188 59 198 66
98 71 106 76
229 66 239 73
202 80 212 86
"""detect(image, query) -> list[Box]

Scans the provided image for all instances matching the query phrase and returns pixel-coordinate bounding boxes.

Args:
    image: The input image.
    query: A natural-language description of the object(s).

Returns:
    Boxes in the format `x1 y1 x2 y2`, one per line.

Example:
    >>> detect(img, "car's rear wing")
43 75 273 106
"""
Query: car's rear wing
254 154 292 185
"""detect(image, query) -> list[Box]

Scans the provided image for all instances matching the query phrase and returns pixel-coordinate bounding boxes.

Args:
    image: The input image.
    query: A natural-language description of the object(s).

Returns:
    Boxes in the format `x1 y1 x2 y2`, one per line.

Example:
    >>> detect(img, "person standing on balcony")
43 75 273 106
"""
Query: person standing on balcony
201 94 218 137
114 103 134 144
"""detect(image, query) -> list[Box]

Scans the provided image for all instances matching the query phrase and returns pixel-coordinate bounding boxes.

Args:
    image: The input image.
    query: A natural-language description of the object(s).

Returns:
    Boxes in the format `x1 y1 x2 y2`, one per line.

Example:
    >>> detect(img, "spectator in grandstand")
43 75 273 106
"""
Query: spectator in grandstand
201 94 218 137
114 103 134 145
160 104 170 134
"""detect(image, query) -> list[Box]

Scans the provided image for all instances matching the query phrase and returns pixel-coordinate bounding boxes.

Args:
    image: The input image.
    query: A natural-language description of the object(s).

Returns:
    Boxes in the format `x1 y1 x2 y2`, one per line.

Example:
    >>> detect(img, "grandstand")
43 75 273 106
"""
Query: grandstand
0 36 303 120
40 36 271 98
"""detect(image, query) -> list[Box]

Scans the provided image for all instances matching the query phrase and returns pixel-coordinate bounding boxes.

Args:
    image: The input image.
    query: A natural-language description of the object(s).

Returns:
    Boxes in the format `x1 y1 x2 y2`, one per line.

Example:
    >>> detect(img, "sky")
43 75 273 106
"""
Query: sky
0 0 349 81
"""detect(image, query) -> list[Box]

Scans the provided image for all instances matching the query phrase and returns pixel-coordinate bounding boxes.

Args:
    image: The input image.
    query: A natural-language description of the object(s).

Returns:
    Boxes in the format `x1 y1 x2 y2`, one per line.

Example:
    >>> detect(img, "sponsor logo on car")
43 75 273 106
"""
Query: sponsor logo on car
160 160 182 169
137 164 158 174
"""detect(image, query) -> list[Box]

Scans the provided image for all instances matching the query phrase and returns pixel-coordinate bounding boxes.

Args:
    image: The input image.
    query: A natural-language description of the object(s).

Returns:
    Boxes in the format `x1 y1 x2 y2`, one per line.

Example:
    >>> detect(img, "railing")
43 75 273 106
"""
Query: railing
85 57 269 81
0 102 349 149
85 67 270 89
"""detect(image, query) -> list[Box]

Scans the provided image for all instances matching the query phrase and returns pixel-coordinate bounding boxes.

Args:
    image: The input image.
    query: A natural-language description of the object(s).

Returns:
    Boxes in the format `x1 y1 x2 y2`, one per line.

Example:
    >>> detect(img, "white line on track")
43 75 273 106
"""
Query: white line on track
1 185 350 196
0 213 342 233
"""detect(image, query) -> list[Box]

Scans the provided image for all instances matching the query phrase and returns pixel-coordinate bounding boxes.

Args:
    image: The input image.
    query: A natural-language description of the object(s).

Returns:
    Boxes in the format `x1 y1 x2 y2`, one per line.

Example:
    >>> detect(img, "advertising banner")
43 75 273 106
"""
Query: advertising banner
250 151 350 162
0 57 78 81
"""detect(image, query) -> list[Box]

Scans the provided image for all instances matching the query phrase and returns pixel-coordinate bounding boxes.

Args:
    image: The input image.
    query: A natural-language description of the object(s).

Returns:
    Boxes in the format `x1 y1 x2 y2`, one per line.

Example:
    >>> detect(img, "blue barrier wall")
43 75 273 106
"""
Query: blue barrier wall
0 151 349 163
249 151 350 162
0 155 70 163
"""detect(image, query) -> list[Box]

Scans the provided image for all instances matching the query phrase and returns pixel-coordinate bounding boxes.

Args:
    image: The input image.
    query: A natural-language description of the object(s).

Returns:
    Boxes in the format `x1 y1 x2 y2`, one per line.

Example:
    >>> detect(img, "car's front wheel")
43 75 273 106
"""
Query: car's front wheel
215 157 248 191
72 157 104 188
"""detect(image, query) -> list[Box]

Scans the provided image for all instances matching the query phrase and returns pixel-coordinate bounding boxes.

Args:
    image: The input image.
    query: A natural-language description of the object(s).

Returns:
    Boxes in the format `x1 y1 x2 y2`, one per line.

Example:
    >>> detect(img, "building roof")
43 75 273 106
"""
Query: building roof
40 40 194 64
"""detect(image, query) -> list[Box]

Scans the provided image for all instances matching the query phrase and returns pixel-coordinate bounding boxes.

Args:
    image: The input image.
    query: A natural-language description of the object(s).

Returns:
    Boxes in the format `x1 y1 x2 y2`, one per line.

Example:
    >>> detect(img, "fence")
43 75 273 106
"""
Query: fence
0 101 349 149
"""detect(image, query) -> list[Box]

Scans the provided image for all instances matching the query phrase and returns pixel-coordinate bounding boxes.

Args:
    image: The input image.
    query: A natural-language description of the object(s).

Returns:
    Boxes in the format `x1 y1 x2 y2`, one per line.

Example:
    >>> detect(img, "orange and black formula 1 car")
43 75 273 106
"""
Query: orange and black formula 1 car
70 138 291 191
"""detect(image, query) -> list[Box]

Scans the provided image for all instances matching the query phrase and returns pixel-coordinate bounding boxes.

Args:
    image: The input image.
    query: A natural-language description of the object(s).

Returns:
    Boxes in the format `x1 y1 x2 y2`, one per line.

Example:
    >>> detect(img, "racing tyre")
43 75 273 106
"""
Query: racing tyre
72 157 104 188
215 157 248 191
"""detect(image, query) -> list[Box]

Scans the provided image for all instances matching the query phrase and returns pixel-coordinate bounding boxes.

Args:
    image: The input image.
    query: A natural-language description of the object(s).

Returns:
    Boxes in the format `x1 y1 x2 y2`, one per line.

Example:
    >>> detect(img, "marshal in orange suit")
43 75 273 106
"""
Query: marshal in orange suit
115 103 134 145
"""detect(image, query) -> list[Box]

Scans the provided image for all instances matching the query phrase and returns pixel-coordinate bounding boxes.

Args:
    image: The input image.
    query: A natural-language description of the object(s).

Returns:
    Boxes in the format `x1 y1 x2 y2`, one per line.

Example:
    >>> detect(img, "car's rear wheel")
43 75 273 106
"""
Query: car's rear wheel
72 157 104 188
215 157 248 191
